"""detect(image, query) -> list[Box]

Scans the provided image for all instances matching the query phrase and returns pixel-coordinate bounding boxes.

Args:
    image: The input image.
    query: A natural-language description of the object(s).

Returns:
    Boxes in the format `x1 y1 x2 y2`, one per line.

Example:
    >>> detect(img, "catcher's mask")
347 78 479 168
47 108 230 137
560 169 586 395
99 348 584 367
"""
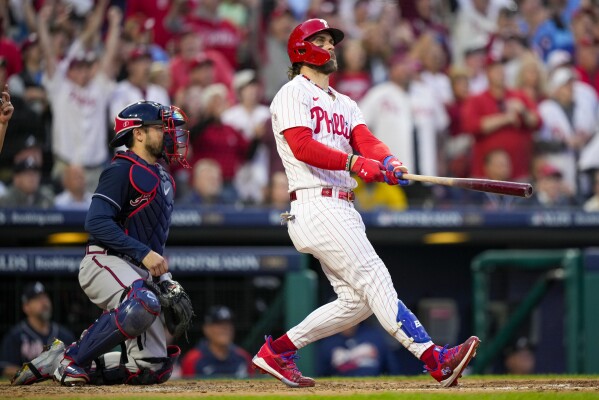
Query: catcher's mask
112 101 190 168
287 18 344 66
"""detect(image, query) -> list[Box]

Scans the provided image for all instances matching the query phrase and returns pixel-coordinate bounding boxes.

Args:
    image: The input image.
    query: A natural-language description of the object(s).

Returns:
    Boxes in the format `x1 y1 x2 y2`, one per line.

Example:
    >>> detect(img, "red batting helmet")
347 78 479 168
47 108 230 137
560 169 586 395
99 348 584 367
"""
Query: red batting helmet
287 18 344 66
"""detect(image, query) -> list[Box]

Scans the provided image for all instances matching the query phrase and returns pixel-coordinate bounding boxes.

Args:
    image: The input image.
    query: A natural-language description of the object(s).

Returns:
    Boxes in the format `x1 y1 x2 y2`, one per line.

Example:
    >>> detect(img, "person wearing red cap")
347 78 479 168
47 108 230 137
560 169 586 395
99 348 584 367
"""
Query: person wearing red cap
462 56 541 181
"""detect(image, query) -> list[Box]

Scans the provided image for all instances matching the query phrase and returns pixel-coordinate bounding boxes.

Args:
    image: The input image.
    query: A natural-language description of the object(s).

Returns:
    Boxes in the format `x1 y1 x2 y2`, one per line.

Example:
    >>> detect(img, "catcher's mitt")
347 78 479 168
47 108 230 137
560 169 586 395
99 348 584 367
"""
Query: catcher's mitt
156 280 194 339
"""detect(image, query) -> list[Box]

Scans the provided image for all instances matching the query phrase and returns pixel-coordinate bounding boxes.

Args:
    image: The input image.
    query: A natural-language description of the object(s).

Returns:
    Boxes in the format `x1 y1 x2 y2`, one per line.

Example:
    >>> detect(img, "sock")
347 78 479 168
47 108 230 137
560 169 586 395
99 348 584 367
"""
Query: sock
420 344 437 370
270 334 297 354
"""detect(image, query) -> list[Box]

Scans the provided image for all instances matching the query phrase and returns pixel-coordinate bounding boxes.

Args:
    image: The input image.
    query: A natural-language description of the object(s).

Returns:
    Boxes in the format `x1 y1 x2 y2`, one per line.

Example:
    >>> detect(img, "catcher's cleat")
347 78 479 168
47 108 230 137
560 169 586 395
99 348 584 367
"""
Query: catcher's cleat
53 358 90 386
11 338 65 385
252 335 315 388
426 336 480 387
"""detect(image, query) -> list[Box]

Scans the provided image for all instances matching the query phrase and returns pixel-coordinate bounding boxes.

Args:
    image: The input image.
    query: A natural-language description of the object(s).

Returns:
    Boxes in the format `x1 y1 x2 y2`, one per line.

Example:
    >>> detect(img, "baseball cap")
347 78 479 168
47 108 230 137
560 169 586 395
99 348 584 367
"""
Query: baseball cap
13 156 42 173
21 33 39 53
189 53 214 70
538 163 563 179
22 282 47 304
232 69 258 92
546 50 572 72
128 46 152 62
548 67 575 94
69 50 97 68
203 305 233 324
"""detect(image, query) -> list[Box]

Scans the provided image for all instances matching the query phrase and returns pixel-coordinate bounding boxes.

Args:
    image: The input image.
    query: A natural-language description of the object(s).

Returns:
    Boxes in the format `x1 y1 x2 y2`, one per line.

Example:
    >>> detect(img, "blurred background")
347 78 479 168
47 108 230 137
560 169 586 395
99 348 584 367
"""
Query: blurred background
0 0 599 381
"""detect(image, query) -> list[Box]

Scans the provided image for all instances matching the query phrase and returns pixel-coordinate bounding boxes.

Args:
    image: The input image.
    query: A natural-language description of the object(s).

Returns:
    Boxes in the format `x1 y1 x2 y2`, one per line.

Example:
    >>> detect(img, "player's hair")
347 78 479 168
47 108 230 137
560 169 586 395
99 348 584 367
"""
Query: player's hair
125 131 135 149
287 63 302 80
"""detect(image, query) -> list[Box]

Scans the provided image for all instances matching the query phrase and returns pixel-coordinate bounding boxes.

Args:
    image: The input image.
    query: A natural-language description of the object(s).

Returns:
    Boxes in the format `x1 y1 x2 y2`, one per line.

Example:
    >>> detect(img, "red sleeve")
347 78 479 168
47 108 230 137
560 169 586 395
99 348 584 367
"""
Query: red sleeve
283 127 348 170
515 91 542 130
350 124 392 161
180 349 202 378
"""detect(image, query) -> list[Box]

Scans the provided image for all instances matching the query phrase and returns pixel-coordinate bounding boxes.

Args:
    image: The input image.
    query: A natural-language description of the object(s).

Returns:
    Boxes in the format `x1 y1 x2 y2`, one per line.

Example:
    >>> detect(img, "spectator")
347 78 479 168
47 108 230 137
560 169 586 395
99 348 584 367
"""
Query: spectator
124 0 174 51
330 39 372 102
462 55 541 181
452 0 497 67
503 337 536 374
445 67 473 178
38 1 121 192
223 69 270 205
317 320 401 377
180 306 253 379
462 39 490 94
190 83 260 203
54 164 93 210
109 46 171 123
531 0 575 61
165 0 243 69
0 155 54 208
583 170 599 211
573 37 599 95
512 51 547 104
181 158 227 206
528 162 577 207
0 282 75 380
259 6 296 102
174 53 217 127
264 170 289 209
416 33 452 105
538 67 596 195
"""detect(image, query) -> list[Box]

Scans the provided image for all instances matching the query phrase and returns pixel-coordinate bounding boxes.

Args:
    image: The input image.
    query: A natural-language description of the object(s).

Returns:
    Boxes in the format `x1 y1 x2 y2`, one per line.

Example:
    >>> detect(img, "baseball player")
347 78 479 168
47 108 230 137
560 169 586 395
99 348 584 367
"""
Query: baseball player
12 101 193 386
251 19 480 388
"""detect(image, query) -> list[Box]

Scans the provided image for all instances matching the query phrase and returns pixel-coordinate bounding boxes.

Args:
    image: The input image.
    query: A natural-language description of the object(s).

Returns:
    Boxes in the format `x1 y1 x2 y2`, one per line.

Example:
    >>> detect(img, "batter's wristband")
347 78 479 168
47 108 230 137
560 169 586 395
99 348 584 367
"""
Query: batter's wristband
345 154 354 171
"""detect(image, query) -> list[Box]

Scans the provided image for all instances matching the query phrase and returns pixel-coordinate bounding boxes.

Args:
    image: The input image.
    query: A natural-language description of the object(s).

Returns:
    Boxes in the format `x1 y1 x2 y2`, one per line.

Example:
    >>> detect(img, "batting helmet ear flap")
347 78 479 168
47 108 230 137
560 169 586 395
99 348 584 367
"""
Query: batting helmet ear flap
291 41 331 66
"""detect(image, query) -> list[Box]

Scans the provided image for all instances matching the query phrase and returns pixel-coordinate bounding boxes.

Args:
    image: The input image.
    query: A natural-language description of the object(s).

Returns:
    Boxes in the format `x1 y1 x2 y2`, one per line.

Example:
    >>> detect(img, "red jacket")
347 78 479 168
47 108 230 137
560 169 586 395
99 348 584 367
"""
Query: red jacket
461 89 541 180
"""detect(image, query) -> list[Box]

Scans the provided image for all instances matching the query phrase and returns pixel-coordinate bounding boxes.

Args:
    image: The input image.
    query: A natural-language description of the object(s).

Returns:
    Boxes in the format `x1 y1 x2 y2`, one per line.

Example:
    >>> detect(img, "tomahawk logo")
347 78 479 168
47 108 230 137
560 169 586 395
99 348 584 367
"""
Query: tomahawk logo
130 193 152 207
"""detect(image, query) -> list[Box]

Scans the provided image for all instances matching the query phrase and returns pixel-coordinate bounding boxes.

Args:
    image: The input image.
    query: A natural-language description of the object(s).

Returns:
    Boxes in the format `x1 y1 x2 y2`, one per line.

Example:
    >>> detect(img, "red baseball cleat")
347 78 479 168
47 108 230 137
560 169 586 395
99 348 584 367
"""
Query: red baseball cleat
252 336 315 388
426 336 480 387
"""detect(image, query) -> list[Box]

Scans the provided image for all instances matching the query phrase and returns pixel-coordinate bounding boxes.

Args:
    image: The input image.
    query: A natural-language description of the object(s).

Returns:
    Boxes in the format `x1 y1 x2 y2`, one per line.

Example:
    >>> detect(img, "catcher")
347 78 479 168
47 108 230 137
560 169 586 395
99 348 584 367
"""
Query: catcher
11 101 193 386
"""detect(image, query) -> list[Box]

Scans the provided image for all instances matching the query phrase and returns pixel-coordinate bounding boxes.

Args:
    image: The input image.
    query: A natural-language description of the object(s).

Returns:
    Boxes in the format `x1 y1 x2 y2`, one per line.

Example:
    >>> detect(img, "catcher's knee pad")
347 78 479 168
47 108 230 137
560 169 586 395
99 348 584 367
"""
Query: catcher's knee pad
396 300 431 344
89 346 180 385
66 281 160 367
118 280 161 338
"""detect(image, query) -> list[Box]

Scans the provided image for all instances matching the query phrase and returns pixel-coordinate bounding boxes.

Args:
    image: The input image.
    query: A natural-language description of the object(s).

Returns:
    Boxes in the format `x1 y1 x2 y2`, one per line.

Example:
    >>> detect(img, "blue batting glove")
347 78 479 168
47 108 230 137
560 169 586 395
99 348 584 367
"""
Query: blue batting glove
383 155 409 186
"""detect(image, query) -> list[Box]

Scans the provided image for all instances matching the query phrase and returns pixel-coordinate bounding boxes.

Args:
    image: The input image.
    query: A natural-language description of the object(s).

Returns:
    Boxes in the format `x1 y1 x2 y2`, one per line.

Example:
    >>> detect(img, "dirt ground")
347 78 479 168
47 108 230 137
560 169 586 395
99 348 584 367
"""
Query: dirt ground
1 378 598 398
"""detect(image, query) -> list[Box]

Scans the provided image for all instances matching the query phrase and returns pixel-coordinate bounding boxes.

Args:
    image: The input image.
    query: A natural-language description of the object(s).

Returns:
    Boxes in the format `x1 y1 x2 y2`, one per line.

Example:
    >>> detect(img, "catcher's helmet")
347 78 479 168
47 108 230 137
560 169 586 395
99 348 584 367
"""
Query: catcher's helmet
112 101 190 168
287 18 344 66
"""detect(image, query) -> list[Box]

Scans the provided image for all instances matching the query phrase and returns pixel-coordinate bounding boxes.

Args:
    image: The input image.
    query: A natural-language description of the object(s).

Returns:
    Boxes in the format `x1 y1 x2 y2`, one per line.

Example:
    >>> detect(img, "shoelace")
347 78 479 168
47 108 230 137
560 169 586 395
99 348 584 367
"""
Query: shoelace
438 344 460 364
280 352 301 372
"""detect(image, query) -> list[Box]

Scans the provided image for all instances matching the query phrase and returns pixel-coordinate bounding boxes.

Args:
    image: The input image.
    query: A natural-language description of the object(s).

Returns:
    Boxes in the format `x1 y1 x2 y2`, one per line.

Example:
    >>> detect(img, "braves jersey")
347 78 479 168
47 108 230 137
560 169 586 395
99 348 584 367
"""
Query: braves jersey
0 321 74 375
270 75 365 192
86 151 175 264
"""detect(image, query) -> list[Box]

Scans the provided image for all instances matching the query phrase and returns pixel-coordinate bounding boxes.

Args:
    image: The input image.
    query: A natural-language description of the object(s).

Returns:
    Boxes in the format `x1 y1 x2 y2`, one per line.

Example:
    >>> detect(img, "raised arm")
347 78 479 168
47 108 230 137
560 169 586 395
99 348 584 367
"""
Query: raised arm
78 0 110 48
37 4 57 78
99 6 122 78
0 85 15 154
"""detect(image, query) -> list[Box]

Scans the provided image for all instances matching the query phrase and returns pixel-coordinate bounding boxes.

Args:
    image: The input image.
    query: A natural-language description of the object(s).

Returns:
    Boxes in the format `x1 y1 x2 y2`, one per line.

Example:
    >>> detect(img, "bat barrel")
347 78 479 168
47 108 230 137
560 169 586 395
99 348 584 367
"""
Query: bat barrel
460 179 534 198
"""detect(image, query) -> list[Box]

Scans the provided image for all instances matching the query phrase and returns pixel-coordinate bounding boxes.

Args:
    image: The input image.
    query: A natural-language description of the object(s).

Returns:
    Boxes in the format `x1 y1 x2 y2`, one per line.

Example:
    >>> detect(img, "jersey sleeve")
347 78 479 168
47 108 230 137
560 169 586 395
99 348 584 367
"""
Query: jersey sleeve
349 98 367 130
271 85 312 132
86 164 152 263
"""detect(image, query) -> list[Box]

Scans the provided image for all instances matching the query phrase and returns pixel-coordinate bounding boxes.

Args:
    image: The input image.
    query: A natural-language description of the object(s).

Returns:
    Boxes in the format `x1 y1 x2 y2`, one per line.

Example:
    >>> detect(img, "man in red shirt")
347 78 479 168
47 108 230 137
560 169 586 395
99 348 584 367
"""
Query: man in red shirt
461 56 541 180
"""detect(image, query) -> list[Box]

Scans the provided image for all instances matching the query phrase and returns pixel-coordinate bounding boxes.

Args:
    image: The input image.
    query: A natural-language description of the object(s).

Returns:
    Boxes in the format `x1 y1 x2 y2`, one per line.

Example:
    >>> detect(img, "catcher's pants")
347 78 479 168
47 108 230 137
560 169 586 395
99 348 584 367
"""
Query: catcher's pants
79 245 168 373
285 189 432 359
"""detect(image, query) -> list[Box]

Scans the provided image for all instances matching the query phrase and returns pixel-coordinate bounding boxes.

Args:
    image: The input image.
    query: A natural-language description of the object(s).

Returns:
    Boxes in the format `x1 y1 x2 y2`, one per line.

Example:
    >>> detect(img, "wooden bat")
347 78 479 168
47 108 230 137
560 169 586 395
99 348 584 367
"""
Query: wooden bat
401 173 534 198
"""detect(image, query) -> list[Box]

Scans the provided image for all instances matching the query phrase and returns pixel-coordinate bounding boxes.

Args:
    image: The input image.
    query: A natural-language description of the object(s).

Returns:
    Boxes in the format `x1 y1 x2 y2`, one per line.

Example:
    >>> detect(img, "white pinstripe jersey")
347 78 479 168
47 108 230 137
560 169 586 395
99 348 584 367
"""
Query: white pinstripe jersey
270 75 365 192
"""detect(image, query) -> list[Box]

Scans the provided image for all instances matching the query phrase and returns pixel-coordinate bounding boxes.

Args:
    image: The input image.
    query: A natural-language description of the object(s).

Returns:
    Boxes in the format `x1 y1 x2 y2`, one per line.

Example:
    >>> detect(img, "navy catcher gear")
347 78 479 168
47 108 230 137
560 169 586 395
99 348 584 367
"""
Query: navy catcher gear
111 101 190 168
64 281 160 368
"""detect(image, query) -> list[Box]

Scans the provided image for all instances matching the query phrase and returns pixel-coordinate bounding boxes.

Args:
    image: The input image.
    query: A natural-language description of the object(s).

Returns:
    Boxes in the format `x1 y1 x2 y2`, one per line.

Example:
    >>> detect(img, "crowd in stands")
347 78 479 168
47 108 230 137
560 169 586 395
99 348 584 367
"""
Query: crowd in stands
0 0 598 211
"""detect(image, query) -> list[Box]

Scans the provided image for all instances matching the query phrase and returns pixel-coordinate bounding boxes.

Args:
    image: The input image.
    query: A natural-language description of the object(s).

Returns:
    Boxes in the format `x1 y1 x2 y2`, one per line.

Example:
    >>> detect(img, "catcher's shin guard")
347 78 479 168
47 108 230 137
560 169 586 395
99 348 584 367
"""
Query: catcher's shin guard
65 280 161 367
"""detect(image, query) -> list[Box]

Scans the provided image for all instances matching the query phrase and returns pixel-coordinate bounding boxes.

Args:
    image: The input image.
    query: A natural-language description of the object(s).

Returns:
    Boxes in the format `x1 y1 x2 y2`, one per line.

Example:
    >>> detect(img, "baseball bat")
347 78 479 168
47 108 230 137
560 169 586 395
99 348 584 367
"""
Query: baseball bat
401 173 534 198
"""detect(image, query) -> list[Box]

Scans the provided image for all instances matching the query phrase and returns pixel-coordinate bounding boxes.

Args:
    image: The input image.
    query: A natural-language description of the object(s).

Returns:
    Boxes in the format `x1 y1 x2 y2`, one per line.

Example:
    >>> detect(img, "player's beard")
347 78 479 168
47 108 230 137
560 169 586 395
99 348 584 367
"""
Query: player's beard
313 53 337 75
146 138 164 159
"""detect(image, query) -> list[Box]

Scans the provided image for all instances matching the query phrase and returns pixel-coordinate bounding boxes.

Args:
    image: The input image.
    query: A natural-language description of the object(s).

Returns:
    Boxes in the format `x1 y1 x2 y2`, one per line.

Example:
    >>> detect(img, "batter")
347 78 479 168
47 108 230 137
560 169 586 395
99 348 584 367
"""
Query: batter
251 18 480 388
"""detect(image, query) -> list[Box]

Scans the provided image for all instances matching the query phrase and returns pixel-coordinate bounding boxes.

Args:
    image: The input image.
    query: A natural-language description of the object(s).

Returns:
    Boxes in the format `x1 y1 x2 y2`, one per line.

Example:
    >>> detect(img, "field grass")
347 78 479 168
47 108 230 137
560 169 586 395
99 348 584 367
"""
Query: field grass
1 375 598 399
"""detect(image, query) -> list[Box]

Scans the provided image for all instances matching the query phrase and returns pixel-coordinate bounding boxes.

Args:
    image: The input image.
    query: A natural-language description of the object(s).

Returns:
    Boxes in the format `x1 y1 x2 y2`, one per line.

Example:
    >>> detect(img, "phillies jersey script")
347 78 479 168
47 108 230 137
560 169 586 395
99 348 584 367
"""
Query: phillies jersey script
271 75 364 190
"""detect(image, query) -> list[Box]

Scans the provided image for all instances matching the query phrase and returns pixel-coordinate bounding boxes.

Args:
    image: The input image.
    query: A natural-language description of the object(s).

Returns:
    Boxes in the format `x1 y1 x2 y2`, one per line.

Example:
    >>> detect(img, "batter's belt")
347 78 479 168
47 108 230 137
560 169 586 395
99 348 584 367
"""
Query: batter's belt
289 187 355 203
85 244 143 267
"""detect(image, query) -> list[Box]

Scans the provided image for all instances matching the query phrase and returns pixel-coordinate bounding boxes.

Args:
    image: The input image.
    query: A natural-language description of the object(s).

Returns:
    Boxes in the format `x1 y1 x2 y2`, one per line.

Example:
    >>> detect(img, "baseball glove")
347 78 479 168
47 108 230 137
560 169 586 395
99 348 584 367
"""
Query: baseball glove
156 280 194 339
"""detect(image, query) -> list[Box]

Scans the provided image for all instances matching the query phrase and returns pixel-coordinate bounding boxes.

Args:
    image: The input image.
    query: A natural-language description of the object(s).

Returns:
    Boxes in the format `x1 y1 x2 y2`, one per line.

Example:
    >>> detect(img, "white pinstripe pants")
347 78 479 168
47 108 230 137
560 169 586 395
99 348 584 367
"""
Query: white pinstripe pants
285 188 432 358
